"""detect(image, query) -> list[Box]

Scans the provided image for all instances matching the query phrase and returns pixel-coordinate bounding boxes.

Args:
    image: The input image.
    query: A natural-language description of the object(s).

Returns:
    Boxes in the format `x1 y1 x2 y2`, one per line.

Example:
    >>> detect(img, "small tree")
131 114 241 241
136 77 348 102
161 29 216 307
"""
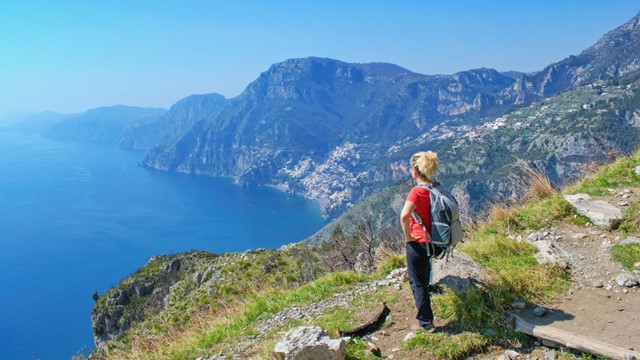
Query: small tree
322 224 358 271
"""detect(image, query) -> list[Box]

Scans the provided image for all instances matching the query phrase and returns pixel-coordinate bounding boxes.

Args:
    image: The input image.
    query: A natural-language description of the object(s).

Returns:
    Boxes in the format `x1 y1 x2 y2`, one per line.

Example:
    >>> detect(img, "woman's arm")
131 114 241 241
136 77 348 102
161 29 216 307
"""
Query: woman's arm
400 200 421 242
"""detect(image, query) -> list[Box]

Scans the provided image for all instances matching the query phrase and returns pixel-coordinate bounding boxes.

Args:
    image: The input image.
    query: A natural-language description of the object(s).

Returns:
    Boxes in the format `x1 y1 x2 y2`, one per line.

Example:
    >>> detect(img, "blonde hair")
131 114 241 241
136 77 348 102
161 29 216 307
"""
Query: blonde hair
410 151 438 180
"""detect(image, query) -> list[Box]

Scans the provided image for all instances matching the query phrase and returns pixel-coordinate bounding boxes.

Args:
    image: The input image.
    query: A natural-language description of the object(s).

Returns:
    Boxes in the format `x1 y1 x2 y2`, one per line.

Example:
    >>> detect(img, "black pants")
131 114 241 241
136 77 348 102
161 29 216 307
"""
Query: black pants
406 241 433 326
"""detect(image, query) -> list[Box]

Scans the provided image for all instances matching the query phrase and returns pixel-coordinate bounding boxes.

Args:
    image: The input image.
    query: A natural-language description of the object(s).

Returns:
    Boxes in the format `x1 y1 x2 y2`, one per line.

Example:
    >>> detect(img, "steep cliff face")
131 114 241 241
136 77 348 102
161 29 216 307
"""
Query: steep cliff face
141 13 640 217
521 13 640 98
91 251 220 346
91 246 328 348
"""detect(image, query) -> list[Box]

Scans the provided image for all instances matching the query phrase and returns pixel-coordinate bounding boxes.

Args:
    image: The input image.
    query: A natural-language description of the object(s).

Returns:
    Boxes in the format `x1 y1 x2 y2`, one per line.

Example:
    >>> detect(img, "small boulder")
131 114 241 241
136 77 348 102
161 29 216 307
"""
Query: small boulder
527 232 541 242
404 331 416 342
615 273 639 288
134 281 154 297
563 194 624 229
273 326 347 360
545 350 557 360
387 268 408 282
504 349 521 360
432 253 489 292
635 166 640 176
532 240 571 268
620 236 640 246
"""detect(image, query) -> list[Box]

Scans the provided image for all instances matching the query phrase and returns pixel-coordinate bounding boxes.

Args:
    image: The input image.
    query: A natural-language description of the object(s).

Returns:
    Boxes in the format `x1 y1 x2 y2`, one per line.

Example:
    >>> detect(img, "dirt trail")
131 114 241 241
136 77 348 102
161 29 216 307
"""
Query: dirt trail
354 187 640 358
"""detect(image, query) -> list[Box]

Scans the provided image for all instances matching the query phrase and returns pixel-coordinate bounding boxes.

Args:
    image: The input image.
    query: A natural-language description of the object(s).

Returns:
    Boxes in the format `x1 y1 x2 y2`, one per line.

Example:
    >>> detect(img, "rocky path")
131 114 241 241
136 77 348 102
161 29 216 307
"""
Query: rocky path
516 187 640 355
198 270 405 359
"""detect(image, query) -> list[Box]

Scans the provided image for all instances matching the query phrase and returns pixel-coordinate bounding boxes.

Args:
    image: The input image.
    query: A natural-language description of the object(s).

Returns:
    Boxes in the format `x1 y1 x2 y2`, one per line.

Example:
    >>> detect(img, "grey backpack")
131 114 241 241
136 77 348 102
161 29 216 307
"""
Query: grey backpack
411 183 464 259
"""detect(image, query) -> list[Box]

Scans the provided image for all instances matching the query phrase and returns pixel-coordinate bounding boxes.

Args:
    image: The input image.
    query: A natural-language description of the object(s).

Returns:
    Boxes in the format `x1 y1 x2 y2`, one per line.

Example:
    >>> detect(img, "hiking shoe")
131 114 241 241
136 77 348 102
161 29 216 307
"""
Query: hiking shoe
420 321 436 333
411 322 436 333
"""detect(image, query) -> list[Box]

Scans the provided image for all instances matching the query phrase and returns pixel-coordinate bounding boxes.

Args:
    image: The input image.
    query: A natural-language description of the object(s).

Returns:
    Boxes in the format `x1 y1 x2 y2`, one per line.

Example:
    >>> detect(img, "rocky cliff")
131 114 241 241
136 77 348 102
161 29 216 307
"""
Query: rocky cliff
91 245 328 348
141 12 640 218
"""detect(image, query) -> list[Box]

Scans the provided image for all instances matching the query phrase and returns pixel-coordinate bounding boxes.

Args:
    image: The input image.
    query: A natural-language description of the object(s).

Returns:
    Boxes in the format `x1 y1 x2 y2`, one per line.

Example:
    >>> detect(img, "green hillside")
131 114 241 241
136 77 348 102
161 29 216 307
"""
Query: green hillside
86 148 639 360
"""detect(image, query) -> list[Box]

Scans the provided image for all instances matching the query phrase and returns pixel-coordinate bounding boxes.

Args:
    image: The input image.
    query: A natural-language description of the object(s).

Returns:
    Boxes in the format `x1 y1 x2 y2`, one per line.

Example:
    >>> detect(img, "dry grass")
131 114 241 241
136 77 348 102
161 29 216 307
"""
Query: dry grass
98 302 243 359
486 203 516 230
523 169 555 202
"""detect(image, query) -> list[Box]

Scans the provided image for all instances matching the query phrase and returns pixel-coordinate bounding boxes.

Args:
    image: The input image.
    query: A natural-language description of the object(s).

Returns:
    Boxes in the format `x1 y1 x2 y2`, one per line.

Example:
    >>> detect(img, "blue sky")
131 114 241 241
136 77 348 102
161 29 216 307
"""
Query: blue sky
0 1 638 116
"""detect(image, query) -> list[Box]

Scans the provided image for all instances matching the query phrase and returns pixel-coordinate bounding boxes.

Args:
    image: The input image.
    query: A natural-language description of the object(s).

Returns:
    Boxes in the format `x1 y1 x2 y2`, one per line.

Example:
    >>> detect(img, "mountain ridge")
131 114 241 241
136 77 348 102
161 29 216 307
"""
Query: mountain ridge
6 106 167 143
140 12 640 217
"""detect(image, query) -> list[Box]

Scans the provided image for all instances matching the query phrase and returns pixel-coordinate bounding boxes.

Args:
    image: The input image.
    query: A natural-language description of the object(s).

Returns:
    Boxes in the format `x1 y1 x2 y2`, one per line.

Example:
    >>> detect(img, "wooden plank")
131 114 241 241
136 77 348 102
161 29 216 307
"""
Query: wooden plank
510 313 640 360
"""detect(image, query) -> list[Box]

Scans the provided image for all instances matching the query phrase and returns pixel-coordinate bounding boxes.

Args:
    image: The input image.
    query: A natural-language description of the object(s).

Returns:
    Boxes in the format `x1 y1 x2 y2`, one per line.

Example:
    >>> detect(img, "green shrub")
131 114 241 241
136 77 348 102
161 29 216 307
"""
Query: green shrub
375 254 406 277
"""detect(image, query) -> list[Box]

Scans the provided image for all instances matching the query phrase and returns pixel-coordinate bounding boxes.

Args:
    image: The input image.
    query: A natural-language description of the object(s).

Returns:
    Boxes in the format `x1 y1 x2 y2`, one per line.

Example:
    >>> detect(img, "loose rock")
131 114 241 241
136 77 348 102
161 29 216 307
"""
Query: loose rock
273 326 347 360
620 236 640 246
544 350 557 360
527 232 541 242
531 240 571 268
563 194 624 229
615 273 639 287
404 331 416 342
504 349 521 360
431 253 490 292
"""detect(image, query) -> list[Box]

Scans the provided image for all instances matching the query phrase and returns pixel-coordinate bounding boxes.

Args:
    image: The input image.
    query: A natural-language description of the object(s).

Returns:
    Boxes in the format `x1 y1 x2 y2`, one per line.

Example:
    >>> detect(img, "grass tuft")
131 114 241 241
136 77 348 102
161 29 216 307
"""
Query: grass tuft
374 254 406 277
523 167 556 202
404 331 490 360
611 243 640 271
567 151 640 195
619 203 640 235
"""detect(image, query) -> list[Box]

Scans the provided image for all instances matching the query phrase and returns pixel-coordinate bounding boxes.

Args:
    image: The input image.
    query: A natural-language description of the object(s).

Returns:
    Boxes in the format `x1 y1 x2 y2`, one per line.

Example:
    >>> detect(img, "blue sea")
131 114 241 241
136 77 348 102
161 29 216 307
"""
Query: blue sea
0 131 327 360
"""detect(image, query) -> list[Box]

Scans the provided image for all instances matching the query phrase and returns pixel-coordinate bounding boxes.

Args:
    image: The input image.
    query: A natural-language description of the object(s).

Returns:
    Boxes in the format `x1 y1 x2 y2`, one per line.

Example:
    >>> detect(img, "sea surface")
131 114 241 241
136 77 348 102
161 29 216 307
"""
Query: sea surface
0 131 327 360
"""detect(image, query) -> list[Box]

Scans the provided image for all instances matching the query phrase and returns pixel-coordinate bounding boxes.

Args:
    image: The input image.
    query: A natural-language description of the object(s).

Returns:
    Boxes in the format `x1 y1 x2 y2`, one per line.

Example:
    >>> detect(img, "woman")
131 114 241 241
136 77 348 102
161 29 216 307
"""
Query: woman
400 150 439 333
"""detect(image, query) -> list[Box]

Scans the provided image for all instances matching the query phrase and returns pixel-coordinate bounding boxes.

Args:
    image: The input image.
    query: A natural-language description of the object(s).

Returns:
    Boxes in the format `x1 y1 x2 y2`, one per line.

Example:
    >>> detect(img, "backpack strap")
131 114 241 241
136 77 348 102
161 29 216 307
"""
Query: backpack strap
412 184 449 261
411 210 432 257
410 187 436 257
